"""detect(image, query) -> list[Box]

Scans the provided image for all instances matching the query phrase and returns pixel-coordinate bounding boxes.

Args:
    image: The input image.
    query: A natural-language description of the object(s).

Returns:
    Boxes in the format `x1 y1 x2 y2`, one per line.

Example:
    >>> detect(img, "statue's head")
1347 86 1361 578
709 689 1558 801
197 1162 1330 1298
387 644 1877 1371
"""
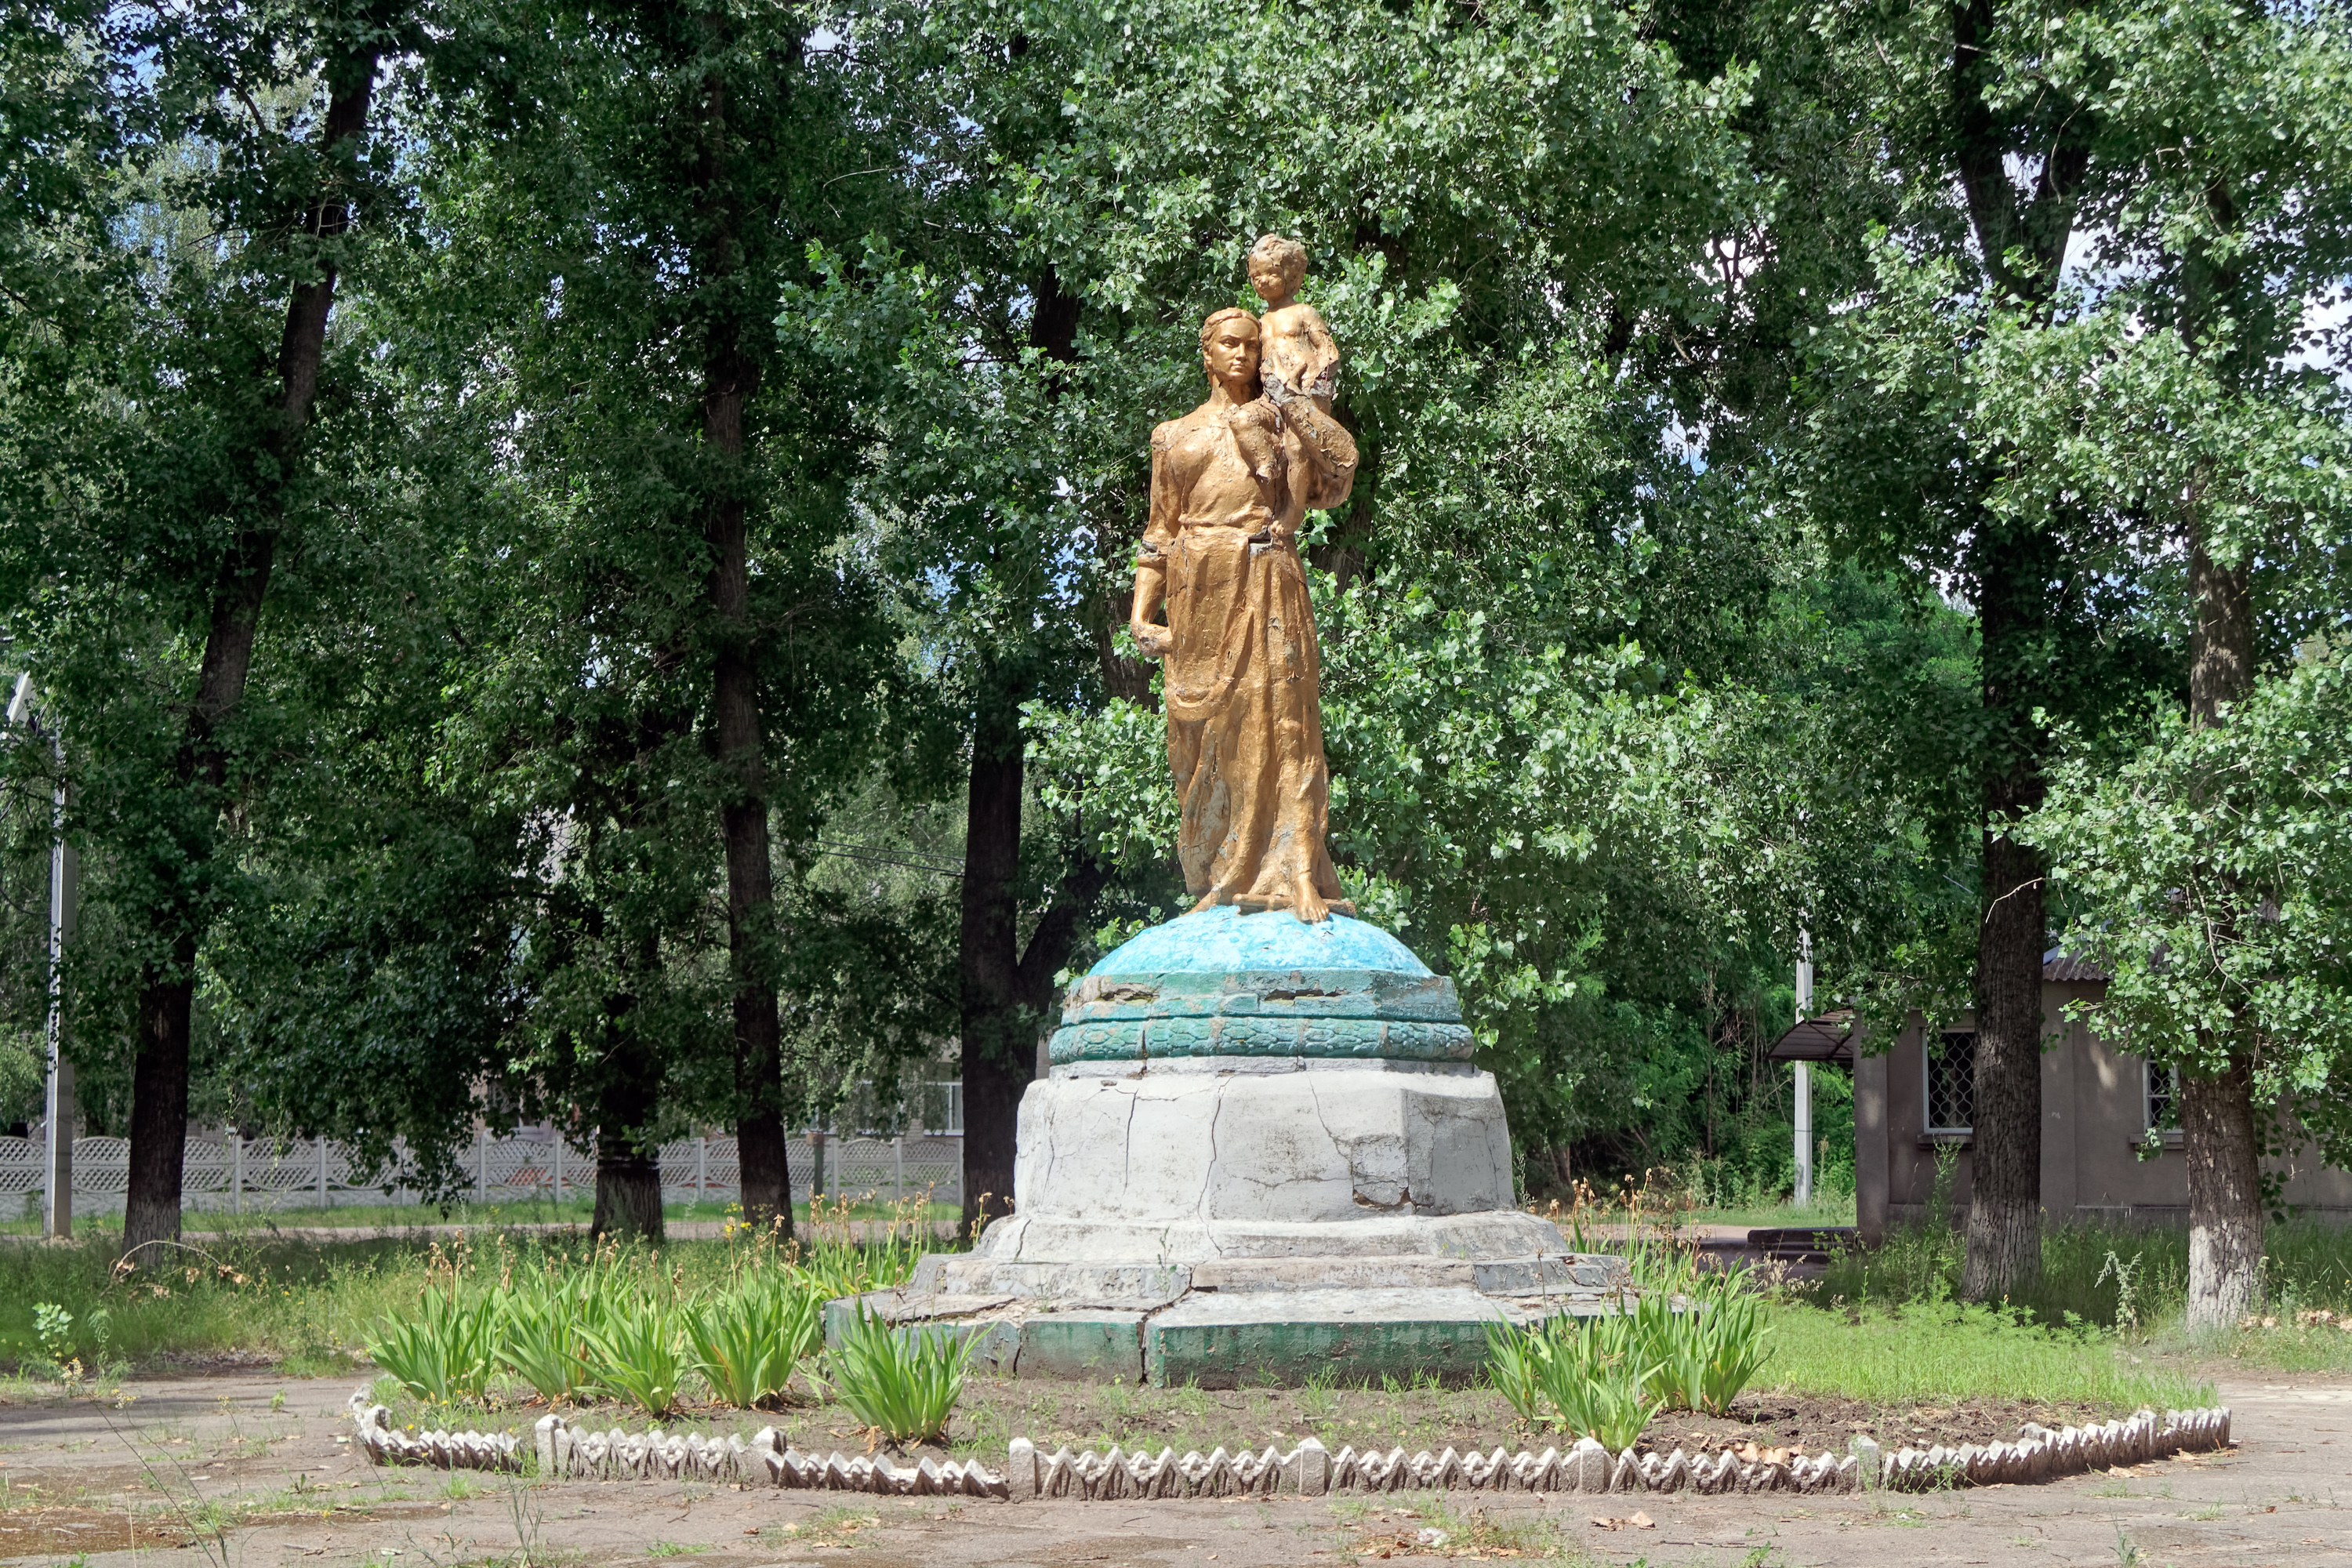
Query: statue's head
1247 234 1308 303
1200 307 1261 389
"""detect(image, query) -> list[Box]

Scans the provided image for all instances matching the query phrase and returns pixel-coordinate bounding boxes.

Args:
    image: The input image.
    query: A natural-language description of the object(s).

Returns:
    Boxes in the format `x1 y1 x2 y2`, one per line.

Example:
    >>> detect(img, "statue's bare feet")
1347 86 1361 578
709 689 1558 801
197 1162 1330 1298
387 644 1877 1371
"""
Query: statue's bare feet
1292 876 1330 924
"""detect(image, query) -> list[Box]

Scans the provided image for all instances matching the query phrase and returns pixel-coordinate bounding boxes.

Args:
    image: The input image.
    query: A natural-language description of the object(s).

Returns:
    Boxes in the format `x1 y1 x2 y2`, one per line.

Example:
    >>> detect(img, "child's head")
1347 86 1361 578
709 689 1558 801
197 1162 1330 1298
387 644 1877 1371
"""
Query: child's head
1247 234 1308 303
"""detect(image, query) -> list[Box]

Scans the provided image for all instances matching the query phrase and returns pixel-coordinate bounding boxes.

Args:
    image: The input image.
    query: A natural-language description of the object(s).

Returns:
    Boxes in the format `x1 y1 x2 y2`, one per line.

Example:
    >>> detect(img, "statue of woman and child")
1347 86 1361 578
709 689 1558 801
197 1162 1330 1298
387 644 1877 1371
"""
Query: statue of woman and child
1127 234 1361 924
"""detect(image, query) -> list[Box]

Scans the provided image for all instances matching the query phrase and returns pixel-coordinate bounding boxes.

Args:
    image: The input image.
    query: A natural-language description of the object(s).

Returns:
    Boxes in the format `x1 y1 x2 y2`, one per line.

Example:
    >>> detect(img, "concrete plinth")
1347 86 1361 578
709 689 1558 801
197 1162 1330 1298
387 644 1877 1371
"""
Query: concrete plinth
831 908 1625 1384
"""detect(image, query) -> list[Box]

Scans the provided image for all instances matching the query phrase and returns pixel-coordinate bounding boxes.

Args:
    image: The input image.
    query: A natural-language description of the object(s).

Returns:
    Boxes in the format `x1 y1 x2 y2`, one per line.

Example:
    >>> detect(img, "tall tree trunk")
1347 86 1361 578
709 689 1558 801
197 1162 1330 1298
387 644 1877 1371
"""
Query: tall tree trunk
694 16 792 1241
593 952 667 1244
591 1070 666 1244
1942 0 2087 1303
1962 819 2045 1298
1959 524 2053 1300
122 47 382 1262
958 270 1091 1229
958 688 1027 1225
122 949 194 1264
2181 524 2261 1327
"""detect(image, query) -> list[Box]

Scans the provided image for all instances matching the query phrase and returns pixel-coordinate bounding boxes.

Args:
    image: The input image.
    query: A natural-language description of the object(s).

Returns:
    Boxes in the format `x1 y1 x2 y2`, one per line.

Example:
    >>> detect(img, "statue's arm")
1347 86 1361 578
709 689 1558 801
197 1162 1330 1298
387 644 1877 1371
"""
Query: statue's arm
1131 430 1178 658
1267 424 1312 548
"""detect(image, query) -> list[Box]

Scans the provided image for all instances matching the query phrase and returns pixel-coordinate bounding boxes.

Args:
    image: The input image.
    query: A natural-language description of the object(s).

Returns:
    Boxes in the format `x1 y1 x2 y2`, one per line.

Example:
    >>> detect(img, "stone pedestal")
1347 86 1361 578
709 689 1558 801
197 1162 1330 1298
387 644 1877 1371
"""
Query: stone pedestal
829 907 1624 1385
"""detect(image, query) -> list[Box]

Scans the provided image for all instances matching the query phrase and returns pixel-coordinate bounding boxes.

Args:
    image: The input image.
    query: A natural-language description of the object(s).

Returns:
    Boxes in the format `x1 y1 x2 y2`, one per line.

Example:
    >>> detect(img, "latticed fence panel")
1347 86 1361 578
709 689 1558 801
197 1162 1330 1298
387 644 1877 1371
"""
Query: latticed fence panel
0 1127 961 1213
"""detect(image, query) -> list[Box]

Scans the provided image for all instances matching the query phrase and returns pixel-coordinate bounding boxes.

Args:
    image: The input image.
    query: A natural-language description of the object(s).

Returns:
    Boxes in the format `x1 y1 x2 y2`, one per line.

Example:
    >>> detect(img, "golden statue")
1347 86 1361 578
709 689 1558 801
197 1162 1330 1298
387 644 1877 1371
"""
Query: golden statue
1128 238 1361 923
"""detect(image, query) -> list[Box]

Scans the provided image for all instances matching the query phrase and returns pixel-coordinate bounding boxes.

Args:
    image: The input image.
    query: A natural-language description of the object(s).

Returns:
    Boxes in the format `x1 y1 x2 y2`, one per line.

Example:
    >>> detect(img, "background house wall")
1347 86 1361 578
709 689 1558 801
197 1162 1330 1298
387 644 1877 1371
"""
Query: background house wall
1854 975 2352 1241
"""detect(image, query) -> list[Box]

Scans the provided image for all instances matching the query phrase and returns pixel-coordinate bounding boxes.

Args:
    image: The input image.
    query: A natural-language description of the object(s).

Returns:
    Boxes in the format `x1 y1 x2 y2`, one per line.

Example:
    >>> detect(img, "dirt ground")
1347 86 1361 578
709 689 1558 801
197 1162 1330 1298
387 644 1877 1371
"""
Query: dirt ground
0 1370 2343 1566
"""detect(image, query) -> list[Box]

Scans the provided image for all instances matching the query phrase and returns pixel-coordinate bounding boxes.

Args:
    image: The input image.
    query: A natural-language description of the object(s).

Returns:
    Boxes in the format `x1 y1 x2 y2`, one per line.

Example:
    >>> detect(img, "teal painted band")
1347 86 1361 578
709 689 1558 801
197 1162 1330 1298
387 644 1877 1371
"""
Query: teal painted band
1048 1014 1475 1064
1063 967 1464 1024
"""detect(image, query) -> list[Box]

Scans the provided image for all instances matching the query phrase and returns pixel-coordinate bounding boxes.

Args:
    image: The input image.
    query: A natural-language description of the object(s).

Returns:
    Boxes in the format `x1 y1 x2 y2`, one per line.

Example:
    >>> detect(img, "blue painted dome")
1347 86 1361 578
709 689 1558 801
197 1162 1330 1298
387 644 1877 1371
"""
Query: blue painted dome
1087 906 1432 978
1051 906 1471 1067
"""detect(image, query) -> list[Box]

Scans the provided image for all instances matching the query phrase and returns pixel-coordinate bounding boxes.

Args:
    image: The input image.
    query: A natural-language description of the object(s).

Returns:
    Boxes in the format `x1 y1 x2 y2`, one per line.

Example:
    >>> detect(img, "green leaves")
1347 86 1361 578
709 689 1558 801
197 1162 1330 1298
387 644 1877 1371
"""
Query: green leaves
825 1307 975 1446
685 1276 822 1411
368 1290 502 1406
579 1298 692 1421
2027 642 2352 1149
1483 1311 1666 1451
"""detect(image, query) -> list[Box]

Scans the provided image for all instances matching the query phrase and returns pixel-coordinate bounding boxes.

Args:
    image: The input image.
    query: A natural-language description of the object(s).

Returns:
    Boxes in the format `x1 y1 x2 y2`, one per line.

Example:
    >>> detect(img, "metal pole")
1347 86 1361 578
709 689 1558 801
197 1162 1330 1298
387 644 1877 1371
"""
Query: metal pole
553 1133 563 1203
695 1135 707 1206
895 1129 904 1208
230 1131 243 1215
24 673 78 1242
1794 930 1815 1209
317 1137 328 1208
476 1124 488 1204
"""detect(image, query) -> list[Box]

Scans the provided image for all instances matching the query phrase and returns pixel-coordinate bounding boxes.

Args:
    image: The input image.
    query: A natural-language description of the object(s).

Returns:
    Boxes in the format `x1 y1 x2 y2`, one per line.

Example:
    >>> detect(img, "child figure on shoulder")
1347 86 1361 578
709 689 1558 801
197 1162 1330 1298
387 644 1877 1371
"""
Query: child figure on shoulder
1238 234 1359 540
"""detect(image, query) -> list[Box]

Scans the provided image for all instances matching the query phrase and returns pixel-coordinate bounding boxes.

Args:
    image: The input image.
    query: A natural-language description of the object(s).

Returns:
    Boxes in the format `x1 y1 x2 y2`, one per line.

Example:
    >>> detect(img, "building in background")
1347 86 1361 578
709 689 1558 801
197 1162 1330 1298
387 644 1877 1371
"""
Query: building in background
1775 953 2352 1242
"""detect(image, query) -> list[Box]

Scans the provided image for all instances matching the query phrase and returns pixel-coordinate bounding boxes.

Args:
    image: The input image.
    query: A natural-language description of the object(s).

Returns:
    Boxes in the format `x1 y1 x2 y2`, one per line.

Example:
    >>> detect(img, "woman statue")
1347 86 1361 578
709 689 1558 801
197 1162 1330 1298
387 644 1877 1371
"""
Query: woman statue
1128 246 1358 923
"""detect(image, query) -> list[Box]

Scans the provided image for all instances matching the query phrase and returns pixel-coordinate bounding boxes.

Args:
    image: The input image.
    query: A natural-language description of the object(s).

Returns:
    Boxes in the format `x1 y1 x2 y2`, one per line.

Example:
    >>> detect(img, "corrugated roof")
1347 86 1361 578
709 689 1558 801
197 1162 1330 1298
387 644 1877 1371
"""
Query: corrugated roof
1768 1010 1856 1063
2043 947 2110 983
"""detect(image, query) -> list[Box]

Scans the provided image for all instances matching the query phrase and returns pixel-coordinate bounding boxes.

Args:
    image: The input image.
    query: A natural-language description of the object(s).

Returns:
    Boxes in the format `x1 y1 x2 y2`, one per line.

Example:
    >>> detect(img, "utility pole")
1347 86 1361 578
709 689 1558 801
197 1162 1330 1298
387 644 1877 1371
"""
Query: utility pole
1793 930 1813 1210
10 675 76 1240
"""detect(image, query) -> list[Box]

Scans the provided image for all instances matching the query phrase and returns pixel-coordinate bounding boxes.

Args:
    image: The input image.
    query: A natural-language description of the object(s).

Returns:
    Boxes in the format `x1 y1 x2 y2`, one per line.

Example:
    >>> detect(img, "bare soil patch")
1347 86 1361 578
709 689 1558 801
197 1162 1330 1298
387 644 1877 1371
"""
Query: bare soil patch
920 1381 2128 1465
0 1506 191 1553
1637 1392 2123 1456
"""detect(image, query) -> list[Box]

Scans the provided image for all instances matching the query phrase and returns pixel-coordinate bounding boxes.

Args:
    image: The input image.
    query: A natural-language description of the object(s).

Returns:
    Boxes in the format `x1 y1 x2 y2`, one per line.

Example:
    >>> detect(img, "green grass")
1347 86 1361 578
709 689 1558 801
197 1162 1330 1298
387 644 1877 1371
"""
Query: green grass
1812 1214 2352 1332
0 1218 957 1377
0 1196 960 1237
1764 1300 2209 1408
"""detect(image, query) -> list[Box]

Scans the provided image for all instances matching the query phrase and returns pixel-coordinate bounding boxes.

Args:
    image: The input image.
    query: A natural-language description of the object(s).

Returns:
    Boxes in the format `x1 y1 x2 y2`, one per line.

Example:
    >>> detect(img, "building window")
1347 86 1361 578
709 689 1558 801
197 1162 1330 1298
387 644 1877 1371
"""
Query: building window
2145 1061 2180 1134
1926 1031 1976 1134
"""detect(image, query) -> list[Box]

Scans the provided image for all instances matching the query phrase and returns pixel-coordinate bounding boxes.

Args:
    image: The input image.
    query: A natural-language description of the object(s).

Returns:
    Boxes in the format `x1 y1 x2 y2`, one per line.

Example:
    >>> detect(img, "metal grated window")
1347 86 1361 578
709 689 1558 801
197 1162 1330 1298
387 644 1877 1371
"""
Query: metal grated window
2145 1061 2179 1133
1926 1031 1976 1133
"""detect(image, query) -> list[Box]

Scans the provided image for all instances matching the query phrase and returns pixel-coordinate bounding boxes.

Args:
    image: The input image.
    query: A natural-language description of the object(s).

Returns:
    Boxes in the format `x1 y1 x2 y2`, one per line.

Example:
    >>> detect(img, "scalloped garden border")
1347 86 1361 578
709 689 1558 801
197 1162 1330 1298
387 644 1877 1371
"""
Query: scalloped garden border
348 1391 2230 1500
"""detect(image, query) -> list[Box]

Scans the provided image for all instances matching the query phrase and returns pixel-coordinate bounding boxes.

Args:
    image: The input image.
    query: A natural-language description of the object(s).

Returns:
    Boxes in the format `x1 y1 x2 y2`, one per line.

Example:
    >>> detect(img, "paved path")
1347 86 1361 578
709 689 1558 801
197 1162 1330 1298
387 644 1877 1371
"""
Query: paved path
0 1371 2340 1566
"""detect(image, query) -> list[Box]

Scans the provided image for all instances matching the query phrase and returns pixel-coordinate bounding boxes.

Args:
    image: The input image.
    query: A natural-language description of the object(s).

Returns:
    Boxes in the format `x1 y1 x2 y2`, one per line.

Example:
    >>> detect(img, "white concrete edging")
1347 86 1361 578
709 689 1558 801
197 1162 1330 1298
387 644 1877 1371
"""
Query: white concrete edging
346 1388 2230 1501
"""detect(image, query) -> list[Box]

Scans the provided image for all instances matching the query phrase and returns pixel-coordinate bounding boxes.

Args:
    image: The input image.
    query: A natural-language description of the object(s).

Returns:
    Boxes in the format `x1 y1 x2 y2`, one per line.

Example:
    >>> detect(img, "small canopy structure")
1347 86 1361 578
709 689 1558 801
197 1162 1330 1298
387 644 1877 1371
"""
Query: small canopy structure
1769 1009 1855 1065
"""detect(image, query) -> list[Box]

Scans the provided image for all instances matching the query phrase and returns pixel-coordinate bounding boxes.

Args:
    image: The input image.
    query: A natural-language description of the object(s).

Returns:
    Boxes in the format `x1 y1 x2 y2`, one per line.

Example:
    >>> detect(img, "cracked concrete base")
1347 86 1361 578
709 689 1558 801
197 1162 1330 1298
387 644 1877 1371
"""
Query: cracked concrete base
1013 1062 1523 1231
829 1063 1624 1388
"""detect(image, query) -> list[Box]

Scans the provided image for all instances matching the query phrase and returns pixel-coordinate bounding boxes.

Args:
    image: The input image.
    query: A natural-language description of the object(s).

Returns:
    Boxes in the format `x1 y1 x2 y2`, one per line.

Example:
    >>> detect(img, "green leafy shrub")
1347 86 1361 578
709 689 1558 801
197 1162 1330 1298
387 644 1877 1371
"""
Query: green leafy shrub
688 1276 821 1409
827 1307 973 1445
1483 1311 1663 1450
1485 1313 1563 1427
581 1297 689 1417
1639 1273 1773 1414
368 1290 502 1404
497 1282 599 1404
1684 1276 1774 1413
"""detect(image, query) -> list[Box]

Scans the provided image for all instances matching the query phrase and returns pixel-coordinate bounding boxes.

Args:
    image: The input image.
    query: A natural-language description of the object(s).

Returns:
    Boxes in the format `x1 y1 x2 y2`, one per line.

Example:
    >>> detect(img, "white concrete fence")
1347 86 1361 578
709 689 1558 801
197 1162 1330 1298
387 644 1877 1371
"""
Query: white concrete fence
0 1128 964 1218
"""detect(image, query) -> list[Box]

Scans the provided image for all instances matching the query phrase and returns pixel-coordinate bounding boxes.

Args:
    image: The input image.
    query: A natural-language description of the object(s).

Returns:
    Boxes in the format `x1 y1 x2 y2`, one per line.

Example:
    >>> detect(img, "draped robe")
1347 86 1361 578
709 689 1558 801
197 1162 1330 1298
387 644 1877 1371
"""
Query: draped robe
1141 403 1352 917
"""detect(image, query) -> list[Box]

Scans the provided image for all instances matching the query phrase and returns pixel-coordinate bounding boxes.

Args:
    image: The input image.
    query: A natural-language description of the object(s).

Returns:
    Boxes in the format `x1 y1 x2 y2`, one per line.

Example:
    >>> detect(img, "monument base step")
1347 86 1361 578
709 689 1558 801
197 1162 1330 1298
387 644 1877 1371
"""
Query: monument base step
822 1263 1629 1388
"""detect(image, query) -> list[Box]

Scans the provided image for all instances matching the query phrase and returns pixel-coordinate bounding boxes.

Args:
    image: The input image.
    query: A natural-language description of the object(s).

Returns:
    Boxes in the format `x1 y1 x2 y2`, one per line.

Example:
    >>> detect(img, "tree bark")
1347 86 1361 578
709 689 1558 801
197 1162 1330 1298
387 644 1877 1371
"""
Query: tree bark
2181 524 2262 1327
592 978 667 1245
121 45 382 1263
694 16 792 1241
1941 0 2087 1302
122 949 194 1263
957 678 1110 1226
1958 509 2058 1300
958 689 1027 1225
1962 822 2045 1298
